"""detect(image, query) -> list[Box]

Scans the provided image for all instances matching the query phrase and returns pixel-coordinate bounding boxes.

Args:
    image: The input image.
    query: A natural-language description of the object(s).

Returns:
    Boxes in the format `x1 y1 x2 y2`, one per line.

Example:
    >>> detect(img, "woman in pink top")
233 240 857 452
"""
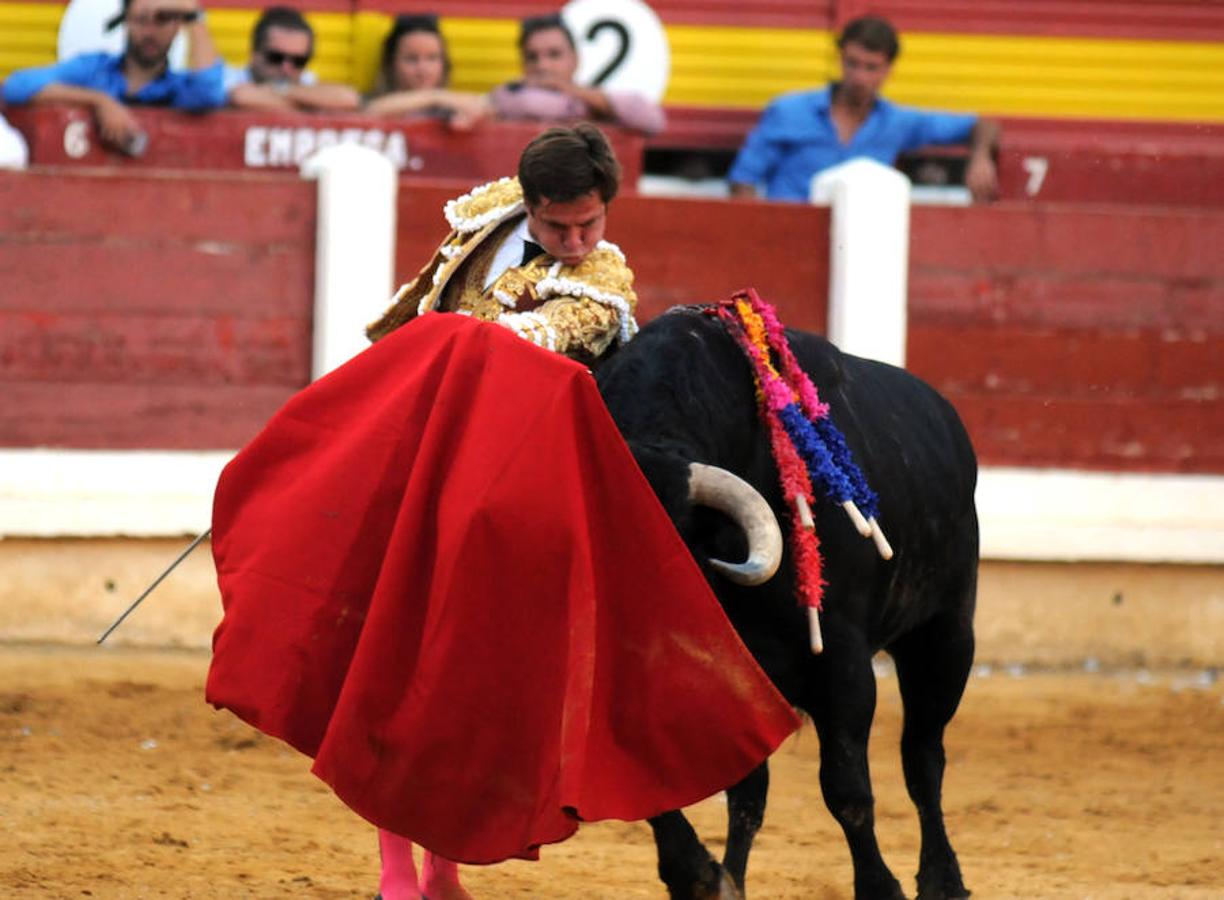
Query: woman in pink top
490 13 665 136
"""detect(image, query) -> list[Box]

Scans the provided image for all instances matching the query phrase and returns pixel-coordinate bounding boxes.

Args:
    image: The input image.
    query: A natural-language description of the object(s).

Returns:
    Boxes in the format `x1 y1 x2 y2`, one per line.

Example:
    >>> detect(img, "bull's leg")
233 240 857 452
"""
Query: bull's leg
649 811 741 900
722 761 769 895
888 611 974 900
807 631 906 900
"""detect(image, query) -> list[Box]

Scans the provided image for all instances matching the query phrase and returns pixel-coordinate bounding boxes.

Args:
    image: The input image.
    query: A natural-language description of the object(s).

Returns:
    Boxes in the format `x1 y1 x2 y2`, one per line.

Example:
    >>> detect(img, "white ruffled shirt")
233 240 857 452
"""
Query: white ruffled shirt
482 216 538 290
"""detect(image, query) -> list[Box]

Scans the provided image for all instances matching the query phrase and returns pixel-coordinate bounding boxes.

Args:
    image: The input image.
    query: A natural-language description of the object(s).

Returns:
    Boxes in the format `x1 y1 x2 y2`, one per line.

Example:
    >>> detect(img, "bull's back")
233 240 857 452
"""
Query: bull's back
789 331 977 503
788 331 980 639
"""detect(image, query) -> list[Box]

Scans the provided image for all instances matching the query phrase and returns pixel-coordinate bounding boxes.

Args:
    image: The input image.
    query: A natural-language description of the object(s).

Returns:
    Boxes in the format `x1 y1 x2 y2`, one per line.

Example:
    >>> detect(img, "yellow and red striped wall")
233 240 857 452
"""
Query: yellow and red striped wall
2 0 1222 123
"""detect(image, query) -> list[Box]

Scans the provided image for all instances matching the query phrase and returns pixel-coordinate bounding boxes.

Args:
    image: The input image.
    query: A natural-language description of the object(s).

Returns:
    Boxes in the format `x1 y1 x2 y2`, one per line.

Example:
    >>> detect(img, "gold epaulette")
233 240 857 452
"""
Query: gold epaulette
444 177 525 234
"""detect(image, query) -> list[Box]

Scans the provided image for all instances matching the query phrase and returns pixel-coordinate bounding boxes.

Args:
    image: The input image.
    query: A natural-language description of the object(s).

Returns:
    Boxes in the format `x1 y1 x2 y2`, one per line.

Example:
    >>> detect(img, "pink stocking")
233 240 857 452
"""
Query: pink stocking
377 829 421 900
421 851 473 900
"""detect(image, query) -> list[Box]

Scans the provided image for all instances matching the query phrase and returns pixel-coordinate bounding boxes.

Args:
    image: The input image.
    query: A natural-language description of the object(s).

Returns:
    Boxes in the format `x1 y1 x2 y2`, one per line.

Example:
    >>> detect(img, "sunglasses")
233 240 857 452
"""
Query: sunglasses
129 9 200 26
262 49 312 69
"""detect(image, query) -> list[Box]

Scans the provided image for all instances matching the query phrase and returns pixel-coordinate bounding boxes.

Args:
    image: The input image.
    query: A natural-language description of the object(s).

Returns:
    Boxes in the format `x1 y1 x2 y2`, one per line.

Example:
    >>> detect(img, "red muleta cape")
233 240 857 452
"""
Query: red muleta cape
205 313 800 864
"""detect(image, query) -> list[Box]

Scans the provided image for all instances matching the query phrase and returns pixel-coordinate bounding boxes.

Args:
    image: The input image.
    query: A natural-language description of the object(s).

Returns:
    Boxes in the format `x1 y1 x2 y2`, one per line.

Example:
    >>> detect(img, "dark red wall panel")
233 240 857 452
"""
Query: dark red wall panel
612 195 830 329
4 167 1220 476
838 0 1224 40
908 203 1224 473
0 169 316 449
2 383 300 449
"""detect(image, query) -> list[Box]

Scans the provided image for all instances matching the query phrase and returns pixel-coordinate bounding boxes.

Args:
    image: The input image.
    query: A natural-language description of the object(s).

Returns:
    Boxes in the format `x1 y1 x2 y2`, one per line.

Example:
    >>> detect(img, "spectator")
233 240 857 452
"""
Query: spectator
489 13 664 136
0 0 224 154
363 14 490 128
225 6 361 113
0 112 29 168
728 15 999 203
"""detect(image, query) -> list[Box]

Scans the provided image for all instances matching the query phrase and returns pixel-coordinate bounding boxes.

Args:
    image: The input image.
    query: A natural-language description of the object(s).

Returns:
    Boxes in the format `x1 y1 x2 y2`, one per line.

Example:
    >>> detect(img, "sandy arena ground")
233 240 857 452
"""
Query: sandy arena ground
1 643 1221 899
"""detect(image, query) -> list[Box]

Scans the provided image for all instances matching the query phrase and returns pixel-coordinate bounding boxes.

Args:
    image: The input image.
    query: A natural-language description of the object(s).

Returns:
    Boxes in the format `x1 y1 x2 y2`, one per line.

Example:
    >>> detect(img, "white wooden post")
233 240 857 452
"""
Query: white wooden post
811 158 911 367
301 143 397 377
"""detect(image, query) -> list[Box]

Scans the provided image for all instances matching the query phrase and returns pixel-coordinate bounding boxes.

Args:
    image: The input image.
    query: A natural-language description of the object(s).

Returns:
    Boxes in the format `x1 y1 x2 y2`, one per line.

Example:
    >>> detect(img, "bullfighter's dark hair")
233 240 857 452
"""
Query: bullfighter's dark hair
838 15 900 62
379 13 451 90
252 6 315 54
518 12 575 52
518 123 621 207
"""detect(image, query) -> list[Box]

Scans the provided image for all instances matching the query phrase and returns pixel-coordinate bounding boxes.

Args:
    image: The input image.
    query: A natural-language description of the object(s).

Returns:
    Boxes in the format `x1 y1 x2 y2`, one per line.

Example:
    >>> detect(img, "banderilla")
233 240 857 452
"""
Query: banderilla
96 528 211 644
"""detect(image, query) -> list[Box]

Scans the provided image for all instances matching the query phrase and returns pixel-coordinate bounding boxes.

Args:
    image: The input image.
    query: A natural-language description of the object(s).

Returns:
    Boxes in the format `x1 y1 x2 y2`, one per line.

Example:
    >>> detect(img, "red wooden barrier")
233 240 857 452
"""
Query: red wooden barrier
3 106 645 186
0 168 316 449
1 169 828 450
907 203 1224 474
4 165 1220 478
992 119 1224 208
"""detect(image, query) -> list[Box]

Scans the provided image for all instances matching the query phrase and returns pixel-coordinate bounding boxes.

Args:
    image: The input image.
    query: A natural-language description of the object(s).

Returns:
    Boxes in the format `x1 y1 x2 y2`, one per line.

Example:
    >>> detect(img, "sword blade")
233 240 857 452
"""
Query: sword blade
96 528 212 644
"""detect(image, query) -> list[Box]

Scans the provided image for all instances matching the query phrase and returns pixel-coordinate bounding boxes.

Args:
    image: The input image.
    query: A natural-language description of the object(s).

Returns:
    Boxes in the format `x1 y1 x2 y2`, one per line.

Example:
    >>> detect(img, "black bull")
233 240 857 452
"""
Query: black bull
595 307 979 900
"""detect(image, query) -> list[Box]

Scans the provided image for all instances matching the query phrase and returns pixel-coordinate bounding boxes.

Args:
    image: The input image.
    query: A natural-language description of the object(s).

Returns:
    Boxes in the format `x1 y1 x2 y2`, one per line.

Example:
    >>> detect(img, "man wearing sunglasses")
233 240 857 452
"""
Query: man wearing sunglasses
225 6 360 113
1 0 224 154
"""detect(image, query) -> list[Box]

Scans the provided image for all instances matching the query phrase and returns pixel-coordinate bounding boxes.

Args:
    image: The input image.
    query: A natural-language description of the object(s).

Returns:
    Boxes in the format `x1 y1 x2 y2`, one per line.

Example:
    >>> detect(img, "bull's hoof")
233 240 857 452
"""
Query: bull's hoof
703 863 742 900
916 870 970 900
854 874 907 900
715 867 742 900
916 889 969 900
671 860 743 900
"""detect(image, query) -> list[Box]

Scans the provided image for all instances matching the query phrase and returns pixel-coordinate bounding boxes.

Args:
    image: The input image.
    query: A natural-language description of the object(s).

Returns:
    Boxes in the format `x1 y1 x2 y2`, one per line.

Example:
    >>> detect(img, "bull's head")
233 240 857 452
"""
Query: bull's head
624 442 783 587
687 463 782 585
596 308 785 588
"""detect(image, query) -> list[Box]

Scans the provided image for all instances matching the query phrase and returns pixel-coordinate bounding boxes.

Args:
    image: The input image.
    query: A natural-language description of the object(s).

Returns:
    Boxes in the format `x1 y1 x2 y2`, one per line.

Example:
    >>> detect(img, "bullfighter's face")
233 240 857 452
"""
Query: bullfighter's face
526 189 607 267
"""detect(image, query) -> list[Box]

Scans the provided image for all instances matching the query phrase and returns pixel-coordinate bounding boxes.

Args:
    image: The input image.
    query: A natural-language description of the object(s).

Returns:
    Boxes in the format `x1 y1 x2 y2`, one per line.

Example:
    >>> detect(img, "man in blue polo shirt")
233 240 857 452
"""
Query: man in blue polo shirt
2 0 225 154
729 16 999 203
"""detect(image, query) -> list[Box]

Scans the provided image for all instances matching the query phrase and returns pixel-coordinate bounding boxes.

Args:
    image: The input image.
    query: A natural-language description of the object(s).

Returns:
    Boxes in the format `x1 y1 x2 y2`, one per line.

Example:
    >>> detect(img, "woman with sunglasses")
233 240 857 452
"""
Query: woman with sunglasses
225 6 361 113
364 14 490 129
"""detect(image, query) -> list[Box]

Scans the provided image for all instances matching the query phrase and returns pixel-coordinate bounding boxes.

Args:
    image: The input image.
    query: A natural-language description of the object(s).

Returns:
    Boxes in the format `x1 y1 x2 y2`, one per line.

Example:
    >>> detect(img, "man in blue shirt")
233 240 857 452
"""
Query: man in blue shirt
224 6 360 113
728 16 999 203
2 0 225 154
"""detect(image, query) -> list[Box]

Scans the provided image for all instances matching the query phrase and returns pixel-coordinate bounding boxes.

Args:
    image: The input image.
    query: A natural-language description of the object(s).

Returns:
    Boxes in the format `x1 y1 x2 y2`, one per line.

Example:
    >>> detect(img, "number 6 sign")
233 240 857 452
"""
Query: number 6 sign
562 0 671 102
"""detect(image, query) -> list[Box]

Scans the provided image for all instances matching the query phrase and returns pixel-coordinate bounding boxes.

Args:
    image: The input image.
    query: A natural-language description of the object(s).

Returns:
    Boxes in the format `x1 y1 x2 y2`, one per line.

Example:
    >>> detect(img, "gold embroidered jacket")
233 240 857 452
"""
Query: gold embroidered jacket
366 177 638 362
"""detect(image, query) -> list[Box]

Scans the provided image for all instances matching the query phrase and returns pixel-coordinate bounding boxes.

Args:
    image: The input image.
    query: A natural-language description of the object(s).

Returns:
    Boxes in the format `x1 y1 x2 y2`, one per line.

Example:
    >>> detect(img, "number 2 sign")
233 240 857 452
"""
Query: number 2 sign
563 0 671 102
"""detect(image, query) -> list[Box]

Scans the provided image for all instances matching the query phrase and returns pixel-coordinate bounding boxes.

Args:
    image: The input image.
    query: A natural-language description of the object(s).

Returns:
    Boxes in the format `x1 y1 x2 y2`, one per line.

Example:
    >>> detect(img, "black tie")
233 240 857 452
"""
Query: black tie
521 239 546 266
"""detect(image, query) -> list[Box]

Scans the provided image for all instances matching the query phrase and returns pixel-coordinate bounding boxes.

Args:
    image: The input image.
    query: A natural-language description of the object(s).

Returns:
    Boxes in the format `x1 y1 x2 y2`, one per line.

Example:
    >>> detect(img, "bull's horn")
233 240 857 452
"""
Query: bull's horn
688 463 783 585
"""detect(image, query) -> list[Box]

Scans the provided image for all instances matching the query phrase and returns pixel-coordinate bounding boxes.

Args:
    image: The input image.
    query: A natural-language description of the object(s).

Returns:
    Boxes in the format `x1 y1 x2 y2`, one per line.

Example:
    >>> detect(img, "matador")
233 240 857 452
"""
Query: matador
367 132 638 367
